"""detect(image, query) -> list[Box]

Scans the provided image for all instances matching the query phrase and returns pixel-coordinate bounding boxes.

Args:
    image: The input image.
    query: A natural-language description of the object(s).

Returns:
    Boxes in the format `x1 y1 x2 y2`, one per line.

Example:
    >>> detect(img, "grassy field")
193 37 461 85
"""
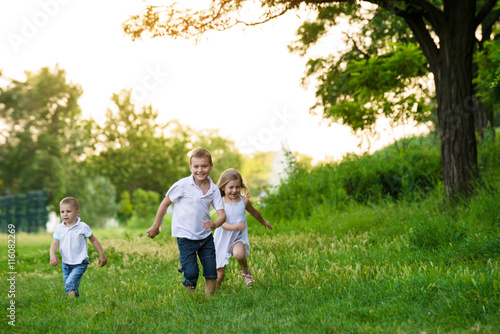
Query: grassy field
1 135 499 333
1 194 499 333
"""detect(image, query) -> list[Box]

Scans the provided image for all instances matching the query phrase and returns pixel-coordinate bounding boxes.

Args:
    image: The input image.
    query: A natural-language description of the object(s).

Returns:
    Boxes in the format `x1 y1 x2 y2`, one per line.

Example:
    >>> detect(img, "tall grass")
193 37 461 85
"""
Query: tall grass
1 219 498 333
0 134 499 333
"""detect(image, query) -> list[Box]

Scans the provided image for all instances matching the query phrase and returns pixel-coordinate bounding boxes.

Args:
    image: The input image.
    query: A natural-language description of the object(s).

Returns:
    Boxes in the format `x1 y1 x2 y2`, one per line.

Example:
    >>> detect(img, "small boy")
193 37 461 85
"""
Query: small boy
147 148 226 296
49 197 107 297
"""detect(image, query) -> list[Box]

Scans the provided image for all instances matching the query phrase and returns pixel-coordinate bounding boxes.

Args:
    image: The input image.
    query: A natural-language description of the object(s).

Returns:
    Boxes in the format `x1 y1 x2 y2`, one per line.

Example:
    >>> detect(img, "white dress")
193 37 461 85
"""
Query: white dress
214 196 250 269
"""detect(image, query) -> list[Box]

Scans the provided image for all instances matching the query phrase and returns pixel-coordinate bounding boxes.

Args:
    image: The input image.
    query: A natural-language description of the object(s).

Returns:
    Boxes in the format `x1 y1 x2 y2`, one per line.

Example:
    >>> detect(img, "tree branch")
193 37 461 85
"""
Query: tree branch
345 33 370 59
480 7 500 43
234 7 291 27
475 0 499 27
123 0 302 40
399 11 439 72
371 0 443 33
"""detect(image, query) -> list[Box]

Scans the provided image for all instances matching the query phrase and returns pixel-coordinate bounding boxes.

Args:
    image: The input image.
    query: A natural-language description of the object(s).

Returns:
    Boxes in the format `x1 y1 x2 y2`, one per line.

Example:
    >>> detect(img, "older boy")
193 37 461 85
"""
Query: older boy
50 197 107 297
147 148 226 295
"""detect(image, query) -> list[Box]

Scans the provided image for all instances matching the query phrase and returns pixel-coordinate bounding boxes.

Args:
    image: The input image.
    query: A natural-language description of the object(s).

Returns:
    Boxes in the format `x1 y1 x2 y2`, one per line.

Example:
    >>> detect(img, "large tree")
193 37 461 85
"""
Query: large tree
123 0 499 198
0 66 96 205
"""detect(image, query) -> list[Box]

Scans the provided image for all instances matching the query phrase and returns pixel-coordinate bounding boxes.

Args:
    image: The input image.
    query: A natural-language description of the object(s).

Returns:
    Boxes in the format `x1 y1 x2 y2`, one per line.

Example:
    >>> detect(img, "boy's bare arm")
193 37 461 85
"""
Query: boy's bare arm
147 196 172 238
50 239 60 266
202 209 226 231
214 209 226 227
89 234 107 267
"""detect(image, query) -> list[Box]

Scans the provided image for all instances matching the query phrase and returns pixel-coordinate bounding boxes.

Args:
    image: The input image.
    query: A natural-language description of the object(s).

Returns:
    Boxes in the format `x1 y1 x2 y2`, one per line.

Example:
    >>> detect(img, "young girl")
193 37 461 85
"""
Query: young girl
214 168 273 288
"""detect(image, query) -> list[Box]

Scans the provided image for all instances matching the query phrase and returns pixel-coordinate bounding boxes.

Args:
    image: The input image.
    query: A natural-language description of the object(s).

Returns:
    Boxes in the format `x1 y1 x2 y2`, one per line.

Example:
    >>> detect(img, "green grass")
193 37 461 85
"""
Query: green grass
1 194 499 333
1 135 499 333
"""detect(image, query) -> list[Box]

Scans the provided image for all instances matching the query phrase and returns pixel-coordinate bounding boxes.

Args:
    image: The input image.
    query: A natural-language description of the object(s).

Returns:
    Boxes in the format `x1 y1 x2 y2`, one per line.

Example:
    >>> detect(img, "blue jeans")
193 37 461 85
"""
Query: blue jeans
61 260 89 297
177 234 217 288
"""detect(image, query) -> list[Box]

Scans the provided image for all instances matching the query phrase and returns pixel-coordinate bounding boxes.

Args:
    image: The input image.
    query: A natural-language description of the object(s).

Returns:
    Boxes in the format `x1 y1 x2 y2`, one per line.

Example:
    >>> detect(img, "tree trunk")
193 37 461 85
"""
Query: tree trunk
433 1 478 198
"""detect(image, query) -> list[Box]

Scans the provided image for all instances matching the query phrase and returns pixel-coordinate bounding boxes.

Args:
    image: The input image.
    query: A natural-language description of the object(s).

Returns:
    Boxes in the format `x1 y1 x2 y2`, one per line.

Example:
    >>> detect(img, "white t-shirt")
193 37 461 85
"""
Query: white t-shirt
167 174 224 240
53 217 93 265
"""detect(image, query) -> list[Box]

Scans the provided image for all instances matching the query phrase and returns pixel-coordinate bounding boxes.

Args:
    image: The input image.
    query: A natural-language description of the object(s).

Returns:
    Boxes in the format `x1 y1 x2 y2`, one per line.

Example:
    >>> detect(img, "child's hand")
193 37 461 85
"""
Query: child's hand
234 222 247 231
147 225 160 238
202 220 216 232
263 221 273 230
50 256 59 266
99 255 107 267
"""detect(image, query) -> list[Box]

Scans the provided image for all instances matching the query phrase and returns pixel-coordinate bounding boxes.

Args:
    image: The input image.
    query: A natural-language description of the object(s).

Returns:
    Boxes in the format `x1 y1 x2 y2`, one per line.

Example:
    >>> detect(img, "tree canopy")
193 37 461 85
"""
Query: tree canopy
123 0 500 198
290 3 435 137
86 90 191 198
0 66 95 206
0 67 248 219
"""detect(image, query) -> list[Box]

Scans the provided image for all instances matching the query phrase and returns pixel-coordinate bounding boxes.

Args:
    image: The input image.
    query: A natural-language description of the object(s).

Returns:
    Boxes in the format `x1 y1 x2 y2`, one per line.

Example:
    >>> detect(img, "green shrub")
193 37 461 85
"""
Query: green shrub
261 159 347 220
67 175 119 228
262 135 441 220
128 188 160 228
117 190 133 224
338 136 441 202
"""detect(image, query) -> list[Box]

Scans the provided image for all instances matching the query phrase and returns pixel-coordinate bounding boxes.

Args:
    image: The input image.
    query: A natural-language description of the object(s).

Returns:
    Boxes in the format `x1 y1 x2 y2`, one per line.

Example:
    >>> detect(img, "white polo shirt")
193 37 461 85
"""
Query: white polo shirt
167 174 224 240
53 217 92 265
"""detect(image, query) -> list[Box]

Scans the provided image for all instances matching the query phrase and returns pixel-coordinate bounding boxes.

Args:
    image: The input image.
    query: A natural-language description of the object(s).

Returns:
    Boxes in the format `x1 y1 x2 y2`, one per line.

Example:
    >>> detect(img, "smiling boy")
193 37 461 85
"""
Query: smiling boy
49 197 107 297
147 148 226 295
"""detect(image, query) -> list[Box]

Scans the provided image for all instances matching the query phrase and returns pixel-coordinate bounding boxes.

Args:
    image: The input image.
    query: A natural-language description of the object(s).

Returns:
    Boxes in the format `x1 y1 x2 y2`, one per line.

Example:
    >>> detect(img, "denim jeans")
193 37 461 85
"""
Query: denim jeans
177 234 217 287
61 260 89 297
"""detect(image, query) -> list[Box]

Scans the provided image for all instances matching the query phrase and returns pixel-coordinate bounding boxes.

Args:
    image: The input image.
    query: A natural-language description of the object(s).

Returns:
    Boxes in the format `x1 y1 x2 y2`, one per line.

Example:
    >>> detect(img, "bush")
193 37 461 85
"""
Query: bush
262 135 441 220
117 191 133 224
66 174 119 228
127 188 160 228
338 136 441 202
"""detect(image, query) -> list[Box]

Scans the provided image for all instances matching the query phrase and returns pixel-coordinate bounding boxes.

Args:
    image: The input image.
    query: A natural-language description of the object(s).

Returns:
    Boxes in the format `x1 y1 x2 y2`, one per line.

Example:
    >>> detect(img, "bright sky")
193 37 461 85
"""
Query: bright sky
0 0 428 164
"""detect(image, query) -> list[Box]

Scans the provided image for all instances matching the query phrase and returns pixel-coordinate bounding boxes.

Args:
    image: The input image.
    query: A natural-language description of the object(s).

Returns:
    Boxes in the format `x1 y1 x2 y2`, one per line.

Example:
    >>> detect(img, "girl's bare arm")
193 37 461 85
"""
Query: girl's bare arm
243 197 273 230
221 222 247 231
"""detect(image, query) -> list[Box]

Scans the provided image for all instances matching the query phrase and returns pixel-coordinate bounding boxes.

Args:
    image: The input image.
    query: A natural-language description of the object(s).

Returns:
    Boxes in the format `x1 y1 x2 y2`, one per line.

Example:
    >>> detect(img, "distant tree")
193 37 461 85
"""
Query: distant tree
65 170 119 228
0 66 96 206
87 90 191 198
117 190 134 224
241 151 275 196
123 0 500 198
128 188 160 228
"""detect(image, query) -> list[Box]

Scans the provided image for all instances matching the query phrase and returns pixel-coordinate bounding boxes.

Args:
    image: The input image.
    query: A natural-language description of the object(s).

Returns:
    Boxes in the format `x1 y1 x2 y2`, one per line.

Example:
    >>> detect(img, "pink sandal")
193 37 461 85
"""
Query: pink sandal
241 270 255 287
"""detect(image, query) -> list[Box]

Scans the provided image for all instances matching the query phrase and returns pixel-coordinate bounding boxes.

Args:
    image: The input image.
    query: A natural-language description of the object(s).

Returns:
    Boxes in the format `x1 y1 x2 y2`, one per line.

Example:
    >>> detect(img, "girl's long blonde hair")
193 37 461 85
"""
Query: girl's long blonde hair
217 168 250 197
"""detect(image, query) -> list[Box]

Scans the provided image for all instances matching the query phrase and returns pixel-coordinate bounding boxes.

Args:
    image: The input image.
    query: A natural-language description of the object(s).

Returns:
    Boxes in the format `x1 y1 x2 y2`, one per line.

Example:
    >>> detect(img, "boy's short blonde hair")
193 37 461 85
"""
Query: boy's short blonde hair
60 197 79 210
190 148 213 165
